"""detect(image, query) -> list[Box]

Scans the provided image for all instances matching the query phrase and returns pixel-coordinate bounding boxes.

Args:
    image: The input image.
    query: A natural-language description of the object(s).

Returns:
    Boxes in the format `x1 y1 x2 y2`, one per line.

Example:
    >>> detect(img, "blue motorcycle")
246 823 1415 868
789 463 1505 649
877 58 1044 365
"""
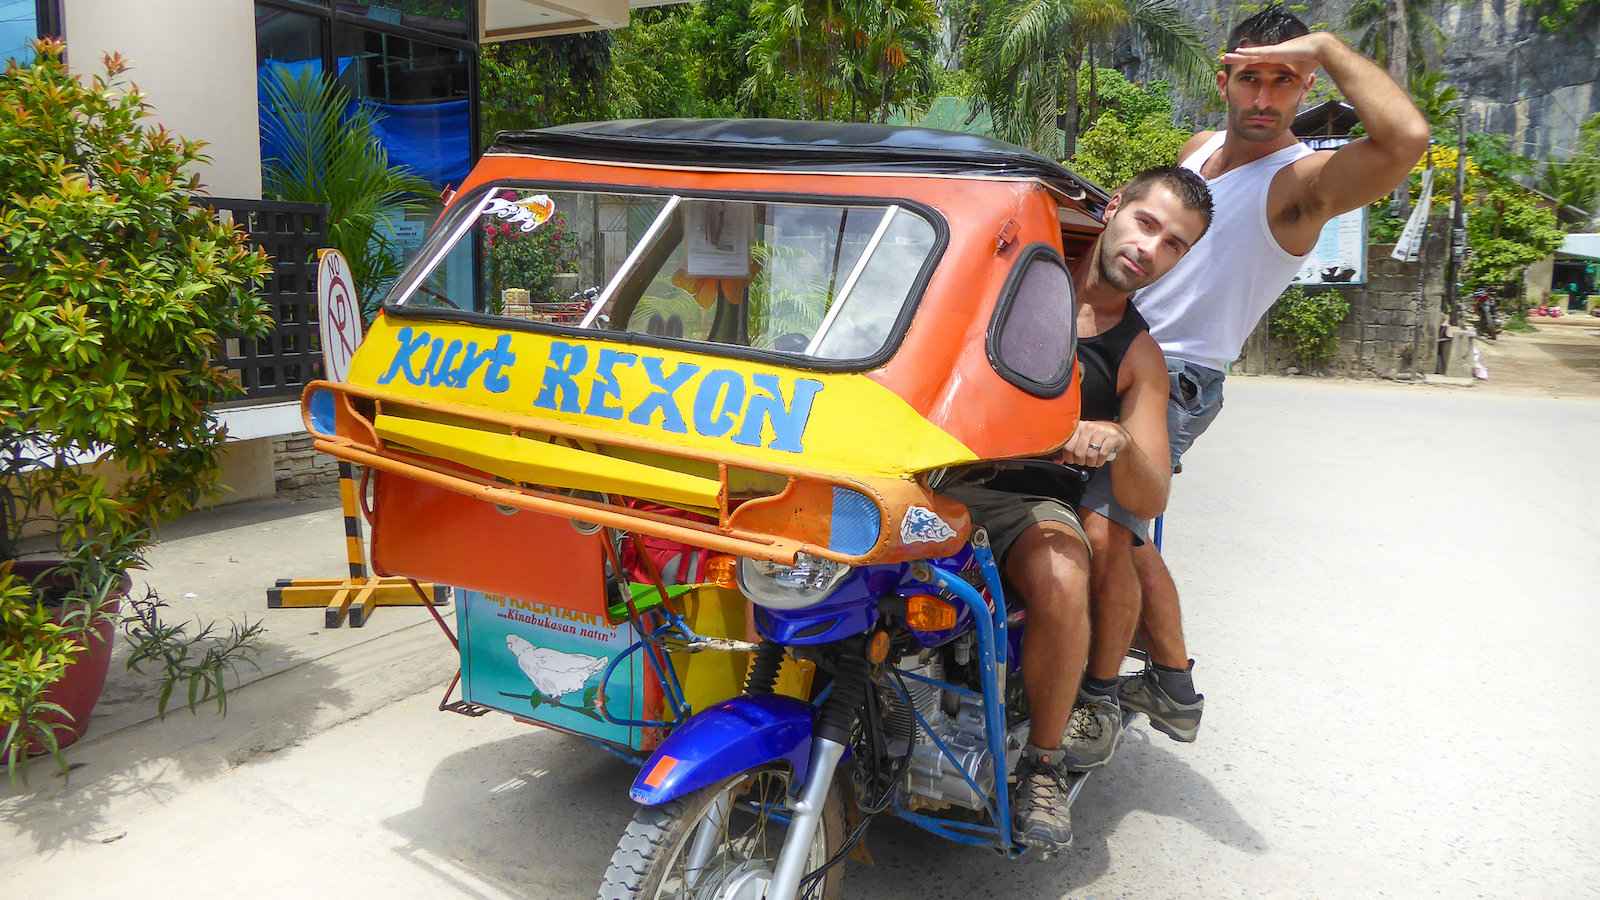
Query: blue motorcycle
599 517 1104 899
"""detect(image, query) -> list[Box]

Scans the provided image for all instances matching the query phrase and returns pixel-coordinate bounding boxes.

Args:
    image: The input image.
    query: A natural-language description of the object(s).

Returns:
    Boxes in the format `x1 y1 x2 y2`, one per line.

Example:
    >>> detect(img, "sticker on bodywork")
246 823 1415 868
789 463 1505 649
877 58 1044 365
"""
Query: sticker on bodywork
901 506 956 544
485 193 555 232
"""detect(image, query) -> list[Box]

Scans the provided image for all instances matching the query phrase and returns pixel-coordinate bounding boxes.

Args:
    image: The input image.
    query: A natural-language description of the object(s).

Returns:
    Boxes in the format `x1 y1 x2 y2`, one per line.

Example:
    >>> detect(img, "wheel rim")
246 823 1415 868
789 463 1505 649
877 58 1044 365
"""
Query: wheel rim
652 768 831 900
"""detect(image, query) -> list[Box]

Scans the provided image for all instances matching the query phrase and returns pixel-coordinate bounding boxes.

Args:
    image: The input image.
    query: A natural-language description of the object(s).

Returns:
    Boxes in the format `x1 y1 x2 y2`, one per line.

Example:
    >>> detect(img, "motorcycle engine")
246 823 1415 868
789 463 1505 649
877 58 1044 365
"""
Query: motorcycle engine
876 651 1000 811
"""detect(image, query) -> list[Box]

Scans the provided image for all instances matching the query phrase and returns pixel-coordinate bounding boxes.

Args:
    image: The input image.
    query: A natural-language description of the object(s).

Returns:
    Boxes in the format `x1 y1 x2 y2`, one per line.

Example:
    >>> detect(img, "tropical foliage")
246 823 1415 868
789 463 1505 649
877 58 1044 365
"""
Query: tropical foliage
1529 0 1598 31
1463 182 1566 292
742 0 942 122
1070 111 1191 188
1270 285 1350 369
1343 0 1446 81
479 31 612 135
259 68 436 315
0 43 269 777
965 0 1211 157
1540 114 1600 216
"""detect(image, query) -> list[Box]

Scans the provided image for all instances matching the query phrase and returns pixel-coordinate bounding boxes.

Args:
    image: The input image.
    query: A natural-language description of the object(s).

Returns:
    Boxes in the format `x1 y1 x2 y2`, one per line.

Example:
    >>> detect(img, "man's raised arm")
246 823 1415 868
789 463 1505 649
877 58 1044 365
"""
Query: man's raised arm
1226 32 1430 220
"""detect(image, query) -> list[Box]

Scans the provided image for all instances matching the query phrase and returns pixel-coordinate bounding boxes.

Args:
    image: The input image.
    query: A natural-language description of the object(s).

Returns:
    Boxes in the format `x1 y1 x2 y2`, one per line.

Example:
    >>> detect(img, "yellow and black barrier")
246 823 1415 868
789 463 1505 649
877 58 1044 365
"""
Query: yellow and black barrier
265 461 446 627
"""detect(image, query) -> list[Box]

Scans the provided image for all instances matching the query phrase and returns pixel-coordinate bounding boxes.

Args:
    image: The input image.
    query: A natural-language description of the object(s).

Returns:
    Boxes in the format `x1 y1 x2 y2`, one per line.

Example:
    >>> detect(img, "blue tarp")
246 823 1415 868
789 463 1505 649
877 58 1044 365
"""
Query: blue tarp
258 59 470 189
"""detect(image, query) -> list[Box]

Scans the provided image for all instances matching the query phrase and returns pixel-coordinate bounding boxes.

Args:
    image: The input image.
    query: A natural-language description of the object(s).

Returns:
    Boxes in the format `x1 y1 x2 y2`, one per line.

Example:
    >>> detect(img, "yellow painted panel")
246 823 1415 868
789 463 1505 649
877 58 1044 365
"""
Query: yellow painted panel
373 413 722 510
346 315 976 478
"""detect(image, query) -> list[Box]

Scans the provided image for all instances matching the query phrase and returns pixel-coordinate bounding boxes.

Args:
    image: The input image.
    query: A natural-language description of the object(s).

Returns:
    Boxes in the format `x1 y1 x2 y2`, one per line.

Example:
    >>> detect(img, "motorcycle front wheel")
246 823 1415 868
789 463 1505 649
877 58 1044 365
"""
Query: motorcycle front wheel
598 763 845 900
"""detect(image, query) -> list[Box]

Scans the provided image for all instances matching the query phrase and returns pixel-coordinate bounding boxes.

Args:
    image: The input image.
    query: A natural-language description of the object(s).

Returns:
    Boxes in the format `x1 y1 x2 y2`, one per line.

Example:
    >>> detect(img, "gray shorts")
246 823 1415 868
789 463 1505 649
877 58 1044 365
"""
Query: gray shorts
942 484 1089 566
1078 357 1225 544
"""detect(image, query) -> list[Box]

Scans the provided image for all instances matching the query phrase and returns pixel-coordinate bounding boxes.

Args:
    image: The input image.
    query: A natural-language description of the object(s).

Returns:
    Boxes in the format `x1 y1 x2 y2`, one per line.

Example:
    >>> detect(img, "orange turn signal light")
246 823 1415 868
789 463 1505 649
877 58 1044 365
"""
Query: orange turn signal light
905 594 958 631
867 629 890 664
705 554 739 590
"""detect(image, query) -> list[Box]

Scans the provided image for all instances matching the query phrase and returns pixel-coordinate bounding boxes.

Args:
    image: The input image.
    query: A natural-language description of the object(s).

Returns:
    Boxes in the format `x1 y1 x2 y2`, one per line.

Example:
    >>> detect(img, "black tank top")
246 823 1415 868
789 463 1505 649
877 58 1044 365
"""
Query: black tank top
980 303 1148 504
1077 303 1149 422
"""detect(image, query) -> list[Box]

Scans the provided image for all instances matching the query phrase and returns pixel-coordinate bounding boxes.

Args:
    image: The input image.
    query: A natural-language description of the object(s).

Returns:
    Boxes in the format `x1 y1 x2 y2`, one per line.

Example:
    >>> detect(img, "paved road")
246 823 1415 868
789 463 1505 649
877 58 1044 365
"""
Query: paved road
5 377 1598 898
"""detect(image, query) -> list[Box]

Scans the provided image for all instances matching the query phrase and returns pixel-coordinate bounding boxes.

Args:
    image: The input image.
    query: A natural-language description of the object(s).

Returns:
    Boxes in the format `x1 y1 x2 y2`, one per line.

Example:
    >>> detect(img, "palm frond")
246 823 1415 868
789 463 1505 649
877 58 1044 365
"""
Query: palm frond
258 66 434 308
1126 0 1214 96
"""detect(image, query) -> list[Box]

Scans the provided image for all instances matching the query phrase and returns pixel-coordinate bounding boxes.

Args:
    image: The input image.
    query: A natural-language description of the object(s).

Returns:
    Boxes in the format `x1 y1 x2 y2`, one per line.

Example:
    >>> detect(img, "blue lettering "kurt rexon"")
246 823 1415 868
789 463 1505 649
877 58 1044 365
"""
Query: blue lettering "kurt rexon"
532 340 822 453
376 326 516 393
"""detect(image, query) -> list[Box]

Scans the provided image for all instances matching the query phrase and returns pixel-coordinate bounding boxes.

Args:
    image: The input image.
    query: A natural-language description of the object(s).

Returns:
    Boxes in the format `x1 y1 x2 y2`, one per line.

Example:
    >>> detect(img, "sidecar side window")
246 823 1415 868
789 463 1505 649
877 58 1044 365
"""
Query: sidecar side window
987 244 1076 397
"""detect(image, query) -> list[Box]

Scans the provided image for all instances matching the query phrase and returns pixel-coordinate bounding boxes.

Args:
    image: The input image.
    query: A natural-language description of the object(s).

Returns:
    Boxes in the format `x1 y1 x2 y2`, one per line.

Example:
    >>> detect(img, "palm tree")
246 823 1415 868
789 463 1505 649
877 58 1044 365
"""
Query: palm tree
1344 0 1447 83
970 0 1212 158
743 0 941 122
258 67 435 314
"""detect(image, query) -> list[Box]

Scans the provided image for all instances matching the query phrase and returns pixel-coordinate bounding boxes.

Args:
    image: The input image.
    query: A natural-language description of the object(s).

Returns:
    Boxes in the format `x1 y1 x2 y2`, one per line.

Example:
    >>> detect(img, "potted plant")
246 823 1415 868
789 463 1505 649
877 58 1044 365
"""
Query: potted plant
1 41 273 778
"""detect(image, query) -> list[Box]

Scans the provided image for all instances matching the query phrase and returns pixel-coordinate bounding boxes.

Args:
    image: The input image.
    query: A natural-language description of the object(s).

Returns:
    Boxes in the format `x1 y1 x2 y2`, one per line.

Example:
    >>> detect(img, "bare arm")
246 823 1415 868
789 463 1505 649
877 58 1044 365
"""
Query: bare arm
1105 335 1171 520
1227 33 1429 221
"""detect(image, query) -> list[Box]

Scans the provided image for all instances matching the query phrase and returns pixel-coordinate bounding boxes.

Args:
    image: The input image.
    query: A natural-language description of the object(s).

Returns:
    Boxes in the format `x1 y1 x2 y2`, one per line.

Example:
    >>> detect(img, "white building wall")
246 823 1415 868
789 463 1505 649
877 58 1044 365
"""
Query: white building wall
62 0 261 199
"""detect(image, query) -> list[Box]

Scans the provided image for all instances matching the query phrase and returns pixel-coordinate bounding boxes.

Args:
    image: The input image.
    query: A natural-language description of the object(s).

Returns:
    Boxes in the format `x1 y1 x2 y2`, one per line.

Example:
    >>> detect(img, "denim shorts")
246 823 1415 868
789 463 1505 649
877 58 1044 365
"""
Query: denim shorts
1078 357 1225 544
1165 357 1225 472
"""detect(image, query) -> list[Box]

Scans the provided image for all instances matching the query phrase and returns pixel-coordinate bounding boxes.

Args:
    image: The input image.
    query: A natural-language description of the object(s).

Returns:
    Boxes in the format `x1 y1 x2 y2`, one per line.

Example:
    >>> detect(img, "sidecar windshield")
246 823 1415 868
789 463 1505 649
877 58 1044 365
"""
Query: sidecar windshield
388 185 940 364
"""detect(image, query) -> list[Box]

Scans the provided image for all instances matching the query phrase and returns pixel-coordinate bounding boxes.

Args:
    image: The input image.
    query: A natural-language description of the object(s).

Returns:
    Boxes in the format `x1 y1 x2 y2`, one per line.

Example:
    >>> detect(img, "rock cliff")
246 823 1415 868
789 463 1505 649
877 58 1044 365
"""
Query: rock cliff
1129 0 1598 162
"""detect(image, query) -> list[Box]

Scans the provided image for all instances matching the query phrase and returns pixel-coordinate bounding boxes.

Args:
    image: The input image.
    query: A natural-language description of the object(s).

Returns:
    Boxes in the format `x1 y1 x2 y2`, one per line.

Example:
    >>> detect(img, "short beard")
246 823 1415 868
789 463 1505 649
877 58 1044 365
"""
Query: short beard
1096 240 1140 293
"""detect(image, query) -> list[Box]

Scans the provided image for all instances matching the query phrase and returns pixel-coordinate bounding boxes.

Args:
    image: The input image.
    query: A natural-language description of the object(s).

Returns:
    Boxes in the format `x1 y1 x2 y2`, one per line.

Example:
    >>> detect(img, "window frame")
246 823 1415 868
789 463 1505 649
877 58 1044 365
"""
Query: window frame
255 0 480 171
985 242 1078 398
382 178 951 374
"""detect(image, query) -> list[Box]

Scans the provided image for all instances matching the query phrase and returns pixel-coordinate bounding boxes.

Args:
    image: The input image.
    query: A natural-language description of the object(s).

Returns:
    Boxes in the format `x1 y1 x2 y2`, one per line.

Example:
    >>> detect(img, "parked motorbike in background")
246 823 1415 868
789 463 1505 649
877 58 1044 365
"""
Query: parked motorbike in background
1473 288 1501 340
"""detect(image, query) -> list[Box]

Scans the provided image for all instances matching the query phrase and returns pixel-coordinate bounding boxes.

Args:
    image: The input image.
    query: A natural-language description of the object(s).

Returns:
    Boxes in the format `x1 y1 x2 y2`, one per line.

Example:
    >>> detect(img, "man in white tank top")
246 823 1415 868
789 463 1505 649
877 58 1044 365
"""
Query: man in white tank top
1083 4 1428 751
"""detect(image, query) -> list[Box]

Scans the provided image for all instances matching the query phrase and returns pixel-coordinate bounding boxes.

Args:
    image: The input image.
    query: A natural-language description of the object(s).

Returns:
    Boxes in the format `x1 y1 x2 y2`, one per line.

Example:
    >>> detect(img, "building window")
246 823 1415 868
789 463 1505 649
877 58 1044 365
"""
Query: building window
1 0 60 65
334 23 471 188
256 3 326 73
254 0 477 190
335 2 468 38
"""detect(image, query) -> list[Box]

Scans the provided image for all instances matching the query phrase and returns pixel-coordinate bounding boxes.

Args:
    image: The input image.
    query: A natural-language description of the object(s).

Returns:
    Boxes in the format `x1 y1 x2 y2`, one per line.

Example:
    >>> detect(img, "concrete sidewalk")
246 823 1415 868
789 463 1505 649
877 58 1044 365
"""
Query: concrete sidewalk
1 488 463 863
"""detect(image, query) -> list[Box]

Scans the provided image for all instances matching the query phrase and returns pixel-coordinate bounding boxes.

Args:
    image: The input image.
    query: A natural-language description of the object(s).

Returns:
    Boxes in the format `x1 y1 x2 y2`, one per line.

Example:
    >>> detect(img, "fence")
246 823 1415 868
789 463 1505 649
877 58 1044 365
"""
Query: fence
201 198 329 403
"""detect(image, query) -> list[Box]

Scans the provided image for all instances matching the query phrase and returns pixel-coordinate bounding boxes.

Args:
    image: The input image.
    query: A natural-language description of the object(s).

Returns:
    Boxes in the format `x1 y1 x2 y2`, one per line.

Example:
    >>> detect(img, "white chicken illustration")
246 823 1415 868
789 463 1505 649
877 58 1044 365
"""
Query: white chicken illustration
505 635 608 698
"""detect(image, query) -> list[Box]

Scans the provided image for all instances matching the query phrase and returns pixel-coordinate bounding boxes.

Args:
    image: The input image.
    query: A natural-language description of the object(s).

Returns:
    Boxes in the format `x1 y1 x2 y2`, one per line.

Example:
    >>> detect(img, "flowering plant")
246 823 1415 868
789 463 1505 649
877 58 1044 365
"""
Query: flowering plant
484 209 579 312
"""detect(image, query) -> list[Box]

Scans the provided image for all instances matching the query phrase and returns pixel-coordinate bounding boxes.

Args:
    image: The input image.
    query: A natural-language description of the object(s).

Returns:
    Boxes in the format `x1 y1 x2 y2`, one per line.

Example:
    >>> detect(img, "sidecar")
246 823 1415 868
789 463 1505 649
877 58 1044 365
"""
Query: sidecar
300 118 1106 765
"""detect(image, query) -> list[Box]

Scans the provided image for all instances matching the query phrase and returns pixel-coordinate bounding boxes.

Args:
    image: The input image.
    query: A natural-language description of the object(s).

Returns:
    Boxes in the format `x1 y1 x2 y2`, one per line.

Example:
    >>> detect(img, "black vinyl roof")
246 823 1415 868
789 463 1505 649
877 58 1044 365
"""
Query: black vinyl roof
488 118 1107 209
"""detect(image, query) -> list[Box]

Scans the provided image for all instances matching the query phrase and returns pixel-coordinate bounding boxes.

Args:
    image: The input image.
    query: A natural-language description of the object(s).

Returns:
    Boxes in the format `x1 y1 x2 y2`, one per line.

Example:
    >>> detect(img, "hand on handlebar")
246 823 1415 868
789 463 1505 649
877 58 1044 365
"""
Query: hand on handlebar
1056 421 1127 469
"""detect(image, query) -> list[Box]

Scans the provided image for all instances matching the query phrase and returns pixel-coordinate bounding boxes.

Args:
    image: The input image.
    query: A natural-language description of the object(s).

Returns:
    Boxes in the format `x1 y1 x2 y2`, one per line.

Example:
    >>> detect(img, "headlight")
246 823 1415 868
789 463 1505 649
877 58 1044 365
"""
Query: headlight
737 554 852 609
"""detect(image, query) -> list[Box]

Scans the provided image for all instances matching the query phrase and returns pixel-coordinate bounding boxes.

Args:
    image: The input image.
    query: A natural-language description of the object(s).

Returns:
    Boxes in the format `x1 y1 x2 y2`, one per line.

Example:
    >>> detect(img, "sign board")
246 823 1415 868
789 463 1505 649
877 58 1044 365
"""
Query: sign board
316 248 363 382
685 201 754 278
1294 205 1368 285
456 589 653 750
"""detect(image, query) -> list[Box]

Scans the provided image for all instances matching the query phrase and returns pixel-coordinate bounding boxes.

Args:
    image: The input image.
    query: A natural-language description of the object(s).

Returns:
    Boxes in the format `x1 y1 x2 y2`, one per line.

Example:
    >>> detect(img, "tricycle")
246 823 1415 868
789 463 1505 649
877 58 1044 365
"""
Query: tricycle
301 118 1111 898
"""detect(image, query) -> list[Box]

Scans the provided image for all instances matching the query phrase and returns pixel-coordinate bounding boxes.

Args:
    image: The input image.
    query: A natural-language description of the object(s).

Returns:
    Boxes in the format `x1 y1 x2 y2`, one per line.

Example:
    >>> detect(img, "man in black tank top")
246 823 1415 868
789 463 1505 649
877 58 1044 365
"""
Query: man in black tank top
1054 168 1214 771
951 167 1212 846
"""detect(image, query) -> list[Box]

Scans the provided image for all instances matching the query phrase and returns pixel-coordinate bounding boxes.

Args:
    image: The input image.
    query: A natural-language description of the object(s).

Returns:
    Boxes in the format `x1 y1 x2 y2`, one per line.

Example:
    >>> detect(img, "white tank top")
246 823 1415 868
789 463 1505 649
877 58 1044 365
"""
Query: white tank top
1133 132 1315 372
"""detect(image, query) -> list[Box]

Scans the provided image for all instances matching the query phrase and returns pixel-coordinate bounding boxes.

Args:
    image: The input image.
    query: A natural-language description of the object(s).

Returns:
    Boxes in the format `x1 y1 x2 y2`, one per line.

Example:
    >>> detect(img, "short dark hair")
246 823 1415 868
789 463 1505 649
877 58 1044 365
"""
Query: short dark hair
1119 166 1214 240
1228 3 1310 55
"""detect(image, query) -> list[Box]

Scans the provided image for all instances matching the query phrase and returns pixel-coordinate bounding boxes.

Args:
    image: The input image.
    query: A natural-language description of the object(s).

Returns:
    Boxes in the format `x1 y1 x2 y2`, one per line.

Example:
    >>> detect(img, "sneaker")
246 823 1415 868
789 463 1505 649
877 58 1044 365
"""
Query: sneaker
1062 693 1123 770
1013 746 1073 850
1119 660 1204 742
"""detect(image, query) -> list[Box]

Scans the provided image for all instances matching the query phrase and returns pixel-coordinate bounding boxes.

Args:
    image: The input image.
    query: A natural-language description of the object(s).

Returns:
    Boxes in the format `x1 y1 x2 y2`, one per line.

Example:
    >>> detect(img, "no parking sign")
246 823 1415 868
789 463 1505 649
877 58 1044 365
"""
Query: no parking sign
316 248 362 382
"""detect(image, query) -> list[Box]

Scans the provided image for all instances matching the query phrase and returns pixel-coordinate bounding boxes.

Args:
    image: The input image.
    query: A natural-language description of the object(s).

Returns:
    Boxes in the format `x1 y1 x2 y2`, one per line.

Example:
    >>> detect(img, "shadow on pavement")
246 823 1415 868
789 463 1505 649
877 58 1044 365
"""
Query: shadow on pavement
847 729 1266 899
0 648 355 857
380 719 1262 899
384 731 639 899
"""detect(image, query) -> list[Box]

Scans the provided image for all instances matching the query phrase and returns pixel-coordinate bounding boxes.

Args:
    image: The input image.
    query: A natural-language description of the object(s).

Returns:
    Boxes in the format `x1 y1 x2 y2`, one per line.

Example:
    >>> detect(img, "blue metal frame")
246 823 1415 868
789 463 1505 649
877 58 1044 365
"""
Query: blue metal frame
919 557 1017 851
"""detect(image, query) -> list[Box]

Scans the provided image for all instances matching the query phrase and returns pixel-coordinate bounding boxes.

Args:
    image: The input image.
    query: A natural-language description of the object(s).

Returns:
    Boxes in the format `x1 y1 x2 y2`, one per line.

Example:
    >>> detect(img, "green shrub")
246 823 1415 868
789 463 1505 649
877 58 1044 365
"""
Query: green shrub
1 40 273 556
484 210 580 309
1270 286 1351 369
1 41 270 778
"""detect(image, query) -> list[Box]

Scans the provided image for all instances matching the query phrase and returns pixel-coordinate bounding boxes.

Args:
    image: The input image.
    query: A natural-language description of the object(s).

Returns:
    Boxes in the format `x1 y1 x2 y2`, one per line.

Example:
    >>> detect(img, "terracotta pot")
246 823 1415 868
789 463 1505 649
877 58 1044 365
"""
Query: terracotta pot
13 560 128 751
